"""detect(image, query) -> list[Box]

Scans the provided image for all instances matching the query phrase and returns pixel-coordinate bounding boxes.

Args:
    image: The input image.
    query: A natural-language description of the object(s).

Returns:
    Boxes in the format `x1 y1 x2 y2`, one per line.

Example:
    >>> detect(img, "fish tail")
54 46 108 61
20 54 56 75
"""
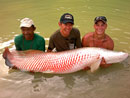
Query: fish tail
5 58 13 68
3 47 10 59
3 47 13 67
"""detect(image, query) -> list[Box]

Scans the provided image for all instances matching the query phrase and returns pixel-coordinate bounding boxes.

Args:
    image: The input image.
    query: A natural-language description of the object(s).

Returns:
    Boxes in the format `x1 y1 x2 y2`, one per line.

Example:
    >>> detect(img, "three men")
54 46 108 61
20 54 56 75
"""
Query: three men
14 15 114 68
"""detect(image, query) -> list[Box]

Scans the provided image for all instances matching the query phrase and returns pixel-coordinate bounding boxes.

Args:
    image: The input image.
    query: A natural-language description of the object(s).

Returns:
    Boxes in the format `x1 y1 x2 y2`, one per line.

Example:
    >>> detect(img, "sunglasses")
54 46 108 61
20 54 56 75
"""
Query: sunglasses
94 16 107 23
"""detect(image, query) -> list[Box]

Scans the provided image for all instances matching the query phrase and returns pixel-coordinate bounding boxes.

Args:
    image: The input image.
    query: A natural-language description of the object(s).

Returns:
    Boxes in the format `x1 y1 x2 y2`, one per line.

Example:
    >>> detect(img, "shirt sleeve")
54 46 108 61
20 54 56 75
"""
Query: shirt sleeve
48 35 55 50
14 36 22 51
75 29 82 48
37 38 45 51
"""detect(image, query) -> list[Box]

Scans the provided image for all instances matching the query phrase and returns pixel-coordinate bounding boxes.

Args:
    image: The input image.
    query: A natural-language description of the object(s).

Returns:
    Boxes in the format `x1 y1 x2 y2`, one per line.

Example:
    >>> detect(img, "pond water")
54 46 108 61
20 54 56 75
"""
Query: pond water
0 0 130 98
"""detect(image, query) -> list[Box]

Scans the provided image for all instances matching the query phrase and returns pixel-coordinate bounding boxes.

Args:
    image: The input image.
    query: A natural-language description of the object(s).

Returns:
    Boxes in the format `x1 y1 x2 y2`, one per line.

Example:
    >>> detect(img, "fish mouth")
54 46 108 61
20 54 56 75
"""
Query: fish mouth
121 52 129 60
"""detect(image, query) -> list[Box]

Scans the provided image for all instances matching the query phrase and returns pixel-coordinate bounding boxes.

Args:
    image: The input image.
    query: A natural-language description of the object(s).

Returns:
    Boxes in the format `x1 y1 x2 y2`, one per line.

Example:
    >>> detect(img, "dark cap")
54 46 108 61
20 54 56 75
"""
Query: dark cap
94 16 107 24
60 13 74 24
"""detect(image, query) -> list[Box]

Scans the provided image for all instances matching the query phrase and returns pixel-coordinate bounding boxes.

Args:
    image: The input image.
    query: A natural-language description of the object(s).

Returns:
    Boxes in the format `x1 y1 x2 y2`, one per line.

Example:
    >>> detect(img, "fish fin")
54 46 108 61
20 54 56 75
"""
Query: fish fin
5 58 13 68
42 70 54 73
90 58 102 72
3 47 13 59
3 47 10 59
22 50 44 56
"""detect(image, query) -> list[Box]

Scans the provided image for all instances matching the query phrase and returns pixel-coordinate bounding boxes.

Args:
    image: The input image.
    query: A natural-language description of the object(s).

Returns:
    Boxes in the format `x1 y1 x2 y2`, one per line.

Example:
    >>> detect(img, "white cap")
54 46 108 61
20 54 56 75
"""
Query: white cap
20 18 34 27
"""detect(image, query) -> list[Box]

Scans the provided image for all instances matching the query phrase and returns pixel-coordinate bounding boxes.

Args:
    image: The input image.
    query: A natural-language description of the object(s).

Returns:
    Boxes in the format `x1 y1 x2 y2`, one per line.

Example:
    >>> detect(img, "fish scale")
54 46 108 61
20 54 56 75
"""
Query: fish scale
14 52 90 73
32 54 93 72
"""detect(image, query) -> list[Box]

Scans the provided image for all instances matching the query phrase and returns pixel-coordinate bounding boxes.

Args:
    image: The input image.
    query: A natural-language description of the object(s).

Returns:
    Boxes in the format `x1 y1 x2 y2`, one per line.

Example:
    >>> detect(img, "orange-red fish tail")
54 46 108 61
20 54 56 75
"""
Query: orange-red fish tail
3 47 14 67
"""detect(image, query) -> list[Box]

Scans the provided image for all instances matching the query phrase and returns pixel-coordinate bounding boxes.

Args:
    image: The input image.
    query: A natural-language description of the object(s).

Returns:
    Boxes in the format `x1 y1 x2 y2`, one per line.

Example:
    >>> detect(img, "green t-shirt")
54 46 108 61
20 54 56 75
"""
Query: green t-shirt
14 33 45 51
48 28 82 52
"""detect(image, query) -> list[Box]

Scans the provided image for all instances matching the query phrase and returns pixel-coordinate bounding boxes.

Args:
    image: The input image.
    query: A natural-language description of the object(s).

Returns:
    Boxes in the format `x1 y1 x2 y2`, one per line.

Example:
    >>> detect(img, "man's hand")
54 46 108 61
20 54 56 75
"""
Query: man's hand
100 57 112 68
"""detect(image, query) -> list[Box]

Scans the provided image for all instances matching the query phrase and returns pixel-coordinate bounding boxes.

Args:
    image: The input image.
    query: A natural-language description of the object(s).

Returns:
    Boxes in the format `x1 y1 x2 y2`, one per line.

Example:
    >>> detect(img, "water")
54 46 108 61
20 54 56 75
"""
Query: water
0 0 130 98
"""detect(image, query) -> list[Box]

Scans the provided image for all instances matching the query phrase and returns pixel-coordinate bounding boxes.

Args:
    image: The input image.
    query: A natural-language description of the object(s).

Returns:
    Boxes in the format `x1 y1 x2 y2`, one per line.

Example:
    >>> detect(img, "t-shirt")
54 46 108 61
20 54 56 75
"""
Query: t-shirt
14 33 45 51
48 28 82 52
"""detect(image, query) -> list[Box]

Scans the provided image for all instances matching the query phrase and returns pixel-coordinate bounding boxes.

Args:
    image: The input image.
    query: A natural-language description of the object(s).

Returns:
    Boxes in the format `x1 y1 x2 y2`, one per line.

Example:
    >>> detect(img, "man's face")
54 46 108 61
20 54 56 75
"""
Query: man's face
59 22 73 37
94 21 107 35
21 26 35 40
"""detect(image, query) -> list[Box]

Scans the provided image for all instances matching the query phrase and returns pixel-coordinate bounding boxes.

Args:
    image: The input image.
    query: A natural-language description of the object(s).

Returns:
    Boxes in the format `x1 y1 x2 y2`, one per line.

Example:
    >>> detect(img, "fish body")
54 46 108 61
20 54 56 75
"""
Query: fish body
3 47 128 74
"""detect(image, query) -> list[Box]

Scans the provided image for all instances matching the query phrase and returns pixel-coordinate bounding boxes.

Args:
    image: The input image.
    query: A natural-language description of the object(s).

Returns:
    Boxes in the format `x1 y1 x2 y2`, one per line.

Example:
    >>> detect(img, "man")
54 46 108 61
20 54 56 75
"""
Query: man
14 18 45 51
82 16 114 68
47 13 82 52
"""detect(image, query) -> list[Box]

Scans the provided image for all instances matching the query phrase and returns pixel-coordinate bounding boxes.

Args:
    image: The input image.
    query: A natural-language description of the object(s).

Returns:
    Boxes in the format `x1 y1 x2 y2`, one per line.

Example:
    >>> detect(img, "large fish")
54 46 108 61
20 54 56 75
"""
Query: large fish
2 47 128 74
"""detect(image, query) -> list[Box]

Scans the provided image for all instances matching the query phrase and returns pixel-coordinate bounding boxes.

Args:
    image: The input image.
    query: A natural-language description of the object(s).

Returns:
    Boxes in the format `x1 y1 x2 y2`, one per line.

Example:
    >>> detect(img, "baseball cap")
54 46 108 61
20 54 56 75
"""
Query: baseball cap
94 16 107 24
20 18 34 27
60 13 74 24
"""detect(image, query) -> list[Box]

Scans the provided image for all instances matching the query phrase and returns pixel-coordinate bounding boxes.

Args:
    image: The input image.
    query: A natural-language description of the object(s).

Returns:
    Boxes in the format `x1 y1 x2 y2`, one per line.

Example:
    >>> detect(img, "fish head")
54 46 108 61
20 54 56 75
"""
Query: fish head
102 51 129 64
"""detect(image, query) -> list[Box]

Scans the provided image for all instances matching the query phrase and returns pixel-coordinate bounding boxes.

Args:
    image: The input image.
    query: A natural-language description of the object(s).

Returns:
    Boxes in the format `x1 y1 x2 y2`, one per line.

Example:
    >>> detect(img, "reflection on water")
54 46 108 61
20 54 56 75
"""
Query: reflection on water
0 59 130 98
0 0 130 98
1 60 130 98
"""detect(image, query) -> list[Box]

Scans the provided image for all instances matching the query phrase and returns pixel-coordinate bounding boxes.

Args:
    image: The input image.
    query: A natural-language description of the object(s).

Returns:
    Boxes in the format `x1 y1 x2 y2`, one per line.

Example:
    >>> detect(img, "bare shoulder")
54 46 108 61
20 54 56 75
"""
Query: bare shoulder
106 34 114 42
82 32 94 47
106 34 114 50
82 32 93 39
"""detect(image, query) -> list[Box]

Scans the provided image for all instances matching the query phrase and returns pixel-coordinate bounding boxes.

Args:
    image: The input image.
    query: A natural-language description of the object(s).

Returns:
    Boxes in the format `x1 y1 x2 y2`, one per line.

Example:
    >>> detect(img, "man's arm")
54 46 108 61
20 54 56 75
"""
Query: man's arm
74 29 82 48
82 33 91 47
14 37 22 51
37 38 45 51
108 38 114 50
82 36 88 47
101 38 114 67
47 36 55 52
76 33 82 48
47 48 52 52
